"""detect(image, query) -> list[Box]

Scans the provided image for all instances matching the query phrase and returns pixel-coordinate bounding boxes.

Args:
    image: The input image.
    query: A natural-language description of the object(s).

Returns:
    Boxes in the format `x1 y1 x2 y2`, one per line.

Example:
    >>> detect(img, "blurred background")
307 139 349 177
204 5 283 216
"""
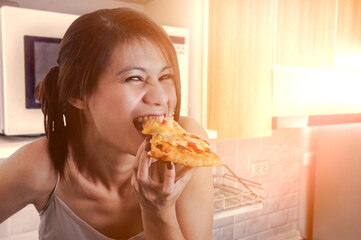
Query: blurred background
0 0 360 239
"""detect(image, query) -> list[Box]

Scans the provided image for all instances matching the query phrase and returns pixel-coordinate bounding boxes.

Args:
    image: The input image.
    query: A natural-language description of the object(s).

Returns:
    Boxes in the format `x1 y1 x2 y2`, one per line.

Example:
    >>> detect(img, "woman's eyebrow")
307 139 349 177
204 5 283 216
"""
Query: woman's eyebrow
116 66 146 75
116 65 173 75
160 66 173 72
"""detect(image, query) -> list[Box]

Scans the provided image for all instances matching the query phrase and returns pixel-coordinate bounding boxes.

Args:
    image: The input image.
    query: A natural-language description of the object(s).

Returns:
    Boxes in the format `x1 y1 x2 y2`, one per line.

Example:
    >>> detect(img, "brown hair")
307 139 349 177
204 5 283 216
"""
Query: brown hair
35 8 181 176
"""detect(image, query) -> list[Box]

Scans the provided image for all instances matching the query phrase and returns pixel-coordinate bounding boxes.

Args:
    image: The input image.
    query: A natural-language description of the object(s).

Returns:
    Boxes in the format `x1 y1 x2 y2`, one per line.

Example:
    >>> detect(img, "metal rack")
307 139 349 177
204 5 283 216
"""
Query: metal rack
213 164 264 213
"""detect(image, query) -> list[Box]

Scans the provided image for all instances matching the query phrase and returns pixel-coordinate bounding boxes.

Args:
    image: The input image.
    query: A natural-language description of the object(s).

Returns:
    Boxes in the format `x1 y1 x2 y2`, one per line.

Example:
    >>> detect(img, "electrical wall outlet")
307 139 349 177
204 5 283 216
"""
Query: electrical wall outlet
251 160 268 177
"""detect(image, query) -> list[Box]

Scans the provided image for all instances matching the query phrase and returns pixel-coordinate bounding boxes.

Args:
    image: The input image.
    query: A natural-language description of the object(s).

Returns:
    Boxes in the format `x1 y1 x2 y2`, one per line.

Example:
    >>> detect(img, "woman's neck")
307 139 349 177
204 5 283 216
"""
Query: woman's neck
69 130 136 192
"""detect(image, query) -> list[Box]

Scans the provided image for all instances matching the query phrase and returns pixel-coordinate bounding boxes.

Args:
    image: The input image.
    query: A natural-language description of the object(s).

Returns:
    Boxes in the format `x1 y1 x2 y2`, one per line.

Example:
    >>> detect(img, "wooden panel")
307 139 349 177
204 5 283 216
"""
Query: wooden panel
207 0 274 139
335 0 361 70
276 0 336 67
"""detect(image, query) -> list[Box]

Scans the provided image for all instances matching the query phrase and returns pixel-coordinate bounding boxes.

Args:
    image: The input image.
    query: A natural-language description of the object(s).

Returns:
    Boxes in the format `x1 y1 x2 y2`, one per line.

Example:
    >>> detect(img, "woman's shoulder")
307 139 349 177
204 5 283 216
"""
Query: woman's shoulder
178 116 208 140
15 136 56 185
5 137 57 205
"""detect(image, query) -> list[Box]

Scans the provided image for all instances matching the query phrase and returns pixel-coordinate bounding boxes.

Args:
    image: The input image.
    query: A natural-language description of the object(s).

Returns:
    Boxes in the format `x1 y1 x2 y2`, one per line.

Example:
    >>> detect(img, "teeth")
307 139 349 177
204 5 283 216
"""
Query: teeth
135 115 166 124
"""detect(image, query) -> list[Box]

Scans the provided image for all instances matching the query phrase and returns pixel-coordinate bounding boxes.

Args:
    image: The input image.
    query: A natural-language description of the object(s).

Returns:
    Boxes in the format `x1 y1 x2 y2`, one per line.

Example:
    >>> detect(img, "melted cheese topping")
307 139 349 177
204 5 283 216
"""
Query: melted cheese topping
142 117 210 152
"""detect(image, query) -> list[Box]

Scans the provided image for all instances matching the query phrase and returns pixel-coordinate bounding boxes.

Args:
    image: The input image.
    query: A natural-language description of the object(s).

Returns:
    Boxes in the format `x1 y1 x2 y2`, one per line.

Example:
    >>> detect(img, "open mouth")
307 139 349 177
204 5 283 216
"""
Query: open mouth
133 115 166 132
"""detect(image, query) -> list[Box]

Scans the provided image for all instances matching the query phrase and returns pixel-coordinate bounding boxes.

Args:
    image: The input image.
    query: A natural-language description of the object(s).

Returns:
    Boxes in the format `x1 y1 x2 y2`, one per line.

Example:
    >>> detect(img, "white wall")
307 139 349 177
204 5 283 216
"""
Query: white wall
144 0 205 124
11 0 144 14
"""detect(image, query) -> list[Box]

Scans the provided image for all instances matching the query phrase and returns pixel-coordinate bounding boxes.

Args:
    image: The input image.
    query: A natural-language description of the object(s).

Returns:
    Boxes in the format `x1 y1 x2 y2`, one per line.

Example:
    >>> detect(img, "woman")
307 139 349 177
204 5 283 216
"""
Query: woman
0 8 213 240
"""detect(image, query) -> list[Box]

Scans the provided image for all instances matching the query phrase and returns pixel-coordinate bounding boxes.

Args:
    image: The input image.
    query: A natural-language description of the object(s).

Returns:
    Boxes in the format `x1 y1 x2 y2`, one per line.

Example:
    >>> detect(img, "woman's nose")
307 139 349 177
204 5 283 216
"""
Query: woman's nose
143 82 169 106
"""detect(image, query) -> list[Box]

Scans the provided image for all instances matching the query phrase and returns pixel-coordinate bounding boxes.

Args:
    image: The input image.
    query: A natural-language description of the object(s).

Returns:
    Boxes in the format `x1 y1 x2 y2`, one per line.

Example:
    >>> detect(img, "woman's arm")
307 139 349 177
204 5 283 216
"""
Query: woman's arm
131 116 214 239
0 137 57 223
176 116 214 239
176 166 213 239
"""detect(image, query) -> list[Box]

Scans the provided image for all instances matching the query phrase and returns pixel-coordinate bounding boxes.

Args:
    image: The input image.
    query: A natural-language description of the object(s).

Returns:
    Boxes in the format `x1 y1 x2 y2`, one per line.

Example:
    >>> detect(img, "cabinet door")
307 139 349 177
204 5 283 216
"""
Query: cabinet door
276 0 336 67
335 0 361 70
273 0 361 117
207 0 274 139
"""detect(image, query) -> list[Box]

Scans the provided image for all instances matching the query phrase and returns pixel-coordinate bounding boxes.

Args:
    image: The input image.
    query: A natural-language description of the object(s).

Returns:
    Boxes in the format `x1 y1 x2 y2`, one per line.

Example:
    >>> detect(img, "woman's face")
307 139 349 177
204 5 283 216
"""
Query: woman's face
83 38 177 155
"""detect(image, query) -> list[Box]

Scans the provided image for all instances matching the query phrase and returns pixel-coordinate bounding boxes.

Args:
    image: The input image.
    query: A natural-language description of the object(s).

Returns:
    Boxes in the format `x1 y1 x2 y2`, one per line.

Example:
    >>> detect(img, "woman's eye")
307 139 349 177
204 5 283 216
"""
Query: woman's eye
125 76 144 82
159 74 173 81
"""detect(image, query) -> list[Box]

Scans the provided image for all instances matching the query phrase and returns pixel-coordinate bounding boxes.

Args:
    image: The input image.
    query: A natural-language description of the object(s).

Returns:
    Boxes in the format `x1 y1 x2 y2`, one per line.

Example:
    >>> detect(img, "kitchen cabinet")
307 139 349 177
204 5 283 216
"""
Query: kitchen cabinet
206 0 275 139
206 0 361 139
273 0 361 117
335 0 361 70
275 0 336 68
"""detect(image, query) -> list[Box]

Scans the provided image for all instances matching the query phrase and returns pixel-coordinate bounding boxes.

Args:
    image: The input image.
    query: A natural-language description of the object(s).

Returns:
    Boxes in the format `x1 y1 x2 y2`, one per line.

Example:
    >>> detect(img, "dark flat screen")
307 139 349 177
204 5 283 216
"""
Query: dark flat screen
24 35 61 109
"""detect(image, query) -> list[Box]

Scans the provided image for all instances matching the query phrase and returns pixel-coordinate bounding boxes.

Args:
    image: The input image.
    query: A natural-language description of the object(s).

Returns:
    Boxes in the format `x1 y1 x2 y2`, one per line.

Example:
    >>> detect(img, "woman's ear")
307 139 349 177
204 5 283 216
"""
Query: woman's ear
68 98 87 110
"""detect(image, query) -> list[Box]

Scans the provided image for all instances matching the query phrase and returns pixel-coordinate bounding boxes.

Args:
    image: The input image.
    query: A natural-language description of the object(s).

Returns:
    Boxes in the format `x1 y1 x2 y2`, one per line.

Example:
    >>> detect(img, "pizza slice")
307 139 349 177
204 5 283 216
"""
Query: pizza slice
141 116 223 167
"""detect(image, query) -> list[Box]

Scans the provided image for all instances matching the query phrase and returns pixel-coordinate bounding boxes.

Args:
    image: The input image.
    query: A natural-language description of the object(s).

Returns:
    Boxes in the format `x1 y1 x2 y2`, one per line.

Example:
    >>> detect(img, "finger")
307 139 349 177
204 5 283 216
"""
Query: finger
131 173 148 201
133 142 146 172
149 158 162 183
148 157 157 168
162 161 175 194
131 174 140 193
175 166 198 182
133 135 151 172
136 143 151 183
173 166 198 193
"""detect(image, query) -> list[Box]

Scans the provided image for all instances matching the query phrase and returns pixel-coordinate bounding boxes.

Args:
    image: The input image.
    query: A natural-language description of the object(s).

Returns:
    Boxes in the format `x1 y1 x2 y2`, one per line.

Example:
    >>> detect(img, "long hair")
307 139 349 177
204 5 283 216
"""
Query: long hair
35 8 181 176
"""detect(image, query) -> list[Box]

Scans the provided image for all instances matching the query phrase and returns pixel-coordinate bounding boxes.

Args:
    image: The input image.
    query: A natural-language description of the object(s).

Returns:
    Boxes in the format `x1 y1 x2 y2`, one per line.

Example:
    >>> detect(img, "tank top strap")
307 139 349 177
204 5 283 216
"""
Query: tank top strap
39 172 60 215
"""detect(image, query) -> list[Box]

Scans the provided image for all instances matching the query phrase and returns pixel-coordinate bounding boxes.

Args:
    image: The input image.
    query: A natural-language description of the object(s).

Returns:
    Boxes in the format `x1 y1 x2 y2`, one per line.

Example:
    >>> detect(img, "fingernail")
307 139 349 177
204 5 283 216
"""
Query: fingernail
145 142 151 151
167 161 173 170
145 135 152 141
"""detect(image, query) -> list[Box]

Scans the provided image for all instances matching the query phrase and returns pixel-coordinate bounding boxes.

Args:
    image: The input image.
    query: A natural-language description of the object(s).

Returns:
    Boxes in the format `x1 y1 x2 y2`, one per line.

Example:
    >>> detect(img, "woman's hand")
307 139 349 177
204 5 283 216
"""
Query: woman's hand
131 136 197 239
131 135 196 212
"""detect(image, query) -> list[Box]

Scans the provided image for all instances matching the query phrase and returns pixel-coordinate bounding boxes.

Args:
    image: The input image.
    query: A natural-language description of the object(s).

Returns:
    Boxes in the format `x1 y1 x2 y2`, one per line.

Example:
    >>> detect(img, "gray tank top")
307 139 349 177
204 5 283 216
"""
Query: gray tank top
38 174 145 240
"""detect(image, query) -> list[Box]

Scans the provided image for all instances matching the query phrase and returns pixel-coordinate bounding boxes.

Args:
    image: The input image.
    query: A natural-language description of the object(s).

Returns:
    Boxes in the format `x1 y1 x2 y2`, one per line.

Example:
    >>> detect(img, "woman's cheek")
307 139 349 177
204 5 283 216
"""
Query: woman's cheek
168 84 178 111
